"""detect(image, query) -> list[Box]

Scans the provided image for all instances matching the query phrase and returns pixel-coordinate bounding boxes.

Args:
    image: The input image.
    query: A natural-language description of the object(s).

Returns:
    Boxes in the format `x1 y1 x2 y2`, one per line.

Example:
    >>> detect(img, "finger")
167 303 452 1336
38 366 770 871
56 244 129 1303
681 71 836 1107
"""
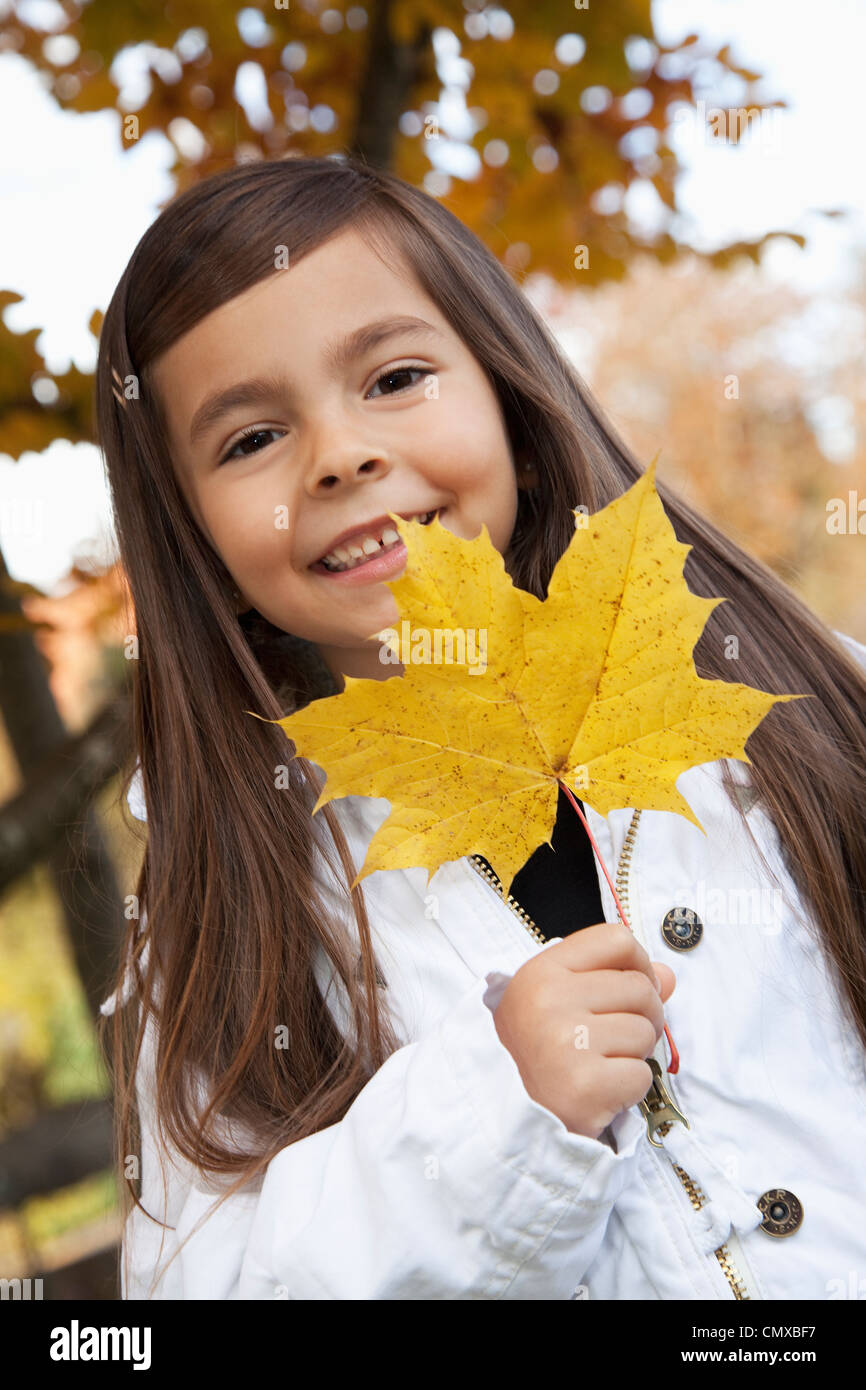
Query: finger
650 961 677 1003
572 969 666 1035
594 1056 655 1116
546 921 658 991
584 1012 661 1060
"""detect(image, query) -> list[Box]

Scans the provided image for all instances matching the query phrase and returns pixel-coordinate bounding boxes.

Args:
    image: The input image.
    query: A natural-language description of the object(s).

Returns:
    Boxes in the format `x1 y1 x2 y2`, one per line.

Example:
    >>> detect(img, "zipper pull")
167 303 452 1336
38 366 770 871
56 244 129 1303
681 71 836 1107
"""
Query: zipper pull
639 1057 690 1147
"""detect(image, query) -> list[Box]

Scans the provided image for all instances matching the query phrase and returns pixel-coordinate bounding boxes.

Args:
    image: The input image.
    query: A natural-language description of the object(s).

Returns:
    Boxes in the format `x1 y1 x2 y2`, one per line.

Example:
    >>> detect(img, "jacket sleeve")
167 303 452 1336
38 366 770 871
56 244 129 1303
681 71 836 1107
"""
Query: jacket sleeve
118 769 646 1299
123 969 646 1300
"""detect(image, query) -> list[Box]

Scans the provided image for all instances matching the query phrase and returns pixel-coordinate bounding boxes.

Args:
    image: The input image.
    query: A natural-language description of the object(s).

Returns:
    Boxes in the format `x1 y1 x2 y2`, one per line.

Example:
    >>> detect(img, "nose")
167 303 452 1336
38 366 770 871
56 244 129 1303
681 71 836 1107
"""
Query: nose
304 441 390 494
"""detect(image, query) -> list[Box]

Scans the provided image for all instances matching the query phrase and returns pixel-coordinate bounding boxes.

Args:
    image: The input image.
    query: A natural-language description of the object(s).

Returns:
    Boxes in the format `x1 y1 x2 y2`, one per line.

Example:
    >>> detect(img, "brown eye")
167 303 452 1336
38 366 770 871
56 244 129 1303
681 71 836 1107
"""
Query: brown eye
220 427 282 466
368 366 425 398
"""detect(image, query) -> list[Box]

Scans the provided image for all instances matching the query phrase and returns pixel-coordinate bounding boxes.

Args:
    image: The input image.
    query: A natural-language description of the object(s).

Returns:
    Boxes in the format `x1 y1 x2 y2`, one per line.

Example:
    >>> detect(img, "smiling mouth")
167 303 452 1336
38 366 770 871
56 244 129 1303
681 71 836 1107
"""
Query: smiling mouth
313 510 438 573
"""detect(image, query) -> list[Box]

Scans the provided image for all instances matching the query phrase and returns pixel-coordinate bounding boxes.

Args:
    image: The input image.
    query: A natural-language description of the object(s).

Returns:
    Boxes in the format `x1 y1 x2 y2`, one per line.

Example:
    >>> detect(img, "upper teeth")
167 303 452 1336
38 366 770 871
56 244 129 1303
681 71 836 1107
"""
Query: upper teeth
319 512 435 571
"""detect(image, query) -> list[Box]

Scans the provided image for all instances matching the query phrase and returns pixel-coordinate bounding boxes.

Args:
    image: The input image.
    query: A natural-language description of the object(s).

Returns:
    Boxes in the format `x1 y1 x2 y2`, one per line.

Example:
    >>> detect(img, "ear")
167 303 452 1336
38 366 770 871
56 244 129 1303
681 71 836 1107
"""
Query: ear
227 577 250 616
516 453 539 490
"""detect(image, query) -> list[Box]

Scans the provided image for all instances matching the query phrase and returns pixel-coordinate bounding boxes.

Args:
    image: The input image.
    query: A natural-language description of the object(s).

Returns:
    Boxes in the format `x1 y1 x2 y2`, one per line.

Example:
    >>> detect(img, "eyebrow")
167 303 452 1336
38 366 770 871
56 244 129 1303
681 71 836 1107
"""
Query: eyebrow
187 314 445 448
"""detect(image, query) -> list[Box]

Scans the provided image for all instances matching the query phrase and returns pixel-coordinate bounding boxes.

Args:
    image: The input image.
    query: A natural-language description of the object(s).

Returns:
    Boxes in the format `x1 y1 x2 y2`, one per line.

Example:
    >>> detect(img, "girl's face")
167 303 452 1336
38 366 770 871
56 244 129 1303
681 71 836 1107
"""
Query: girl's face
152 225 536 681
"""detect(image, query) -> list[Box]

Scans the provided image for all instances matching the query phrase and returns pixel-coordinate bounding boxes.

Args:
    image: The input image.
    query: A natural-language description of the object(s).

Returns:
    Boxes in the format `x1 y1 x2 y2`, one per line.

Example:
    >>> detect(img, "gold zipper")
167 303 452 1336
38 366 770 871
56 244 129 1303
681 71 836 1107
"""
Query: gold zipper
614 815 687 1145
467 809 756 1301
614 808 754 1301
672 1165 752 1300
467 854 548 945
614 812 687 1145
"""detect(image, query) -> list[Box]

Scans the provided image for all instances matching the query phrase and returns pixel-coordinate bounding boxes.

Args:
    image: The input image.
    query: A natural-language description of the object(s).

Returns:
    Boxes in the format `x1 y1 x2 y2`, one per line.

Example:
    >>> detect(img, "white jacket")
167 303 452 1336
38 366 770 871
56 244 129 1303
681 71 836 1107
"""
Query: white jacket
107 630 866 1300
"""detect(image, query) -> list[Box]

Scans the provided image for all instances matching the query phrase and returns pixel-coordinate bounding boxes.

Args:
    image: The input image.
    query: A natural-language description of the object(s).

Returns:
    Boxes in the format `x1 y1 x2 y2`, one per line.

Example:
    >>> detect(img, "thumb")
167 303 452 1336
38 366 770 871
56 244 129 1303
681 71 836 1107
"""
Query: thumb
651 961 677 1003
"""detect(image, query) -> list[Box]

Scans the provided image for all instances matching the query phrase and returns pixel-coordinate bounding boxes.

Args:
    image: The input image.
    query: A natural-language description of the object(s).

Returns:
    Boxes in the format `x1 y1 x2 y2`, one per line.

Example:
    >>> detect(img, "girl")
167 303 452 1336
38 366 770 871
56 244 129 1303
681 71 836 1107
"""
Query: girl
96 155 866 1300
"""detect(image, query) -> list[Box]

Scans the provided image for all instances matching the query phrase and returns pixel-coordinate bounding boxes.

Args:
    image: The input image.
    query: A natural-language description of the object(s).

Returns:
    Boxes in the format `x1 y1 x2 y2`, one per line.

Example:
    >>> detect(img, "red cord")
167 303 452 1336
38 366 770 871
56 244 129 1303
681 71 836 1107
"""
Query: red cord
558 780 680 1075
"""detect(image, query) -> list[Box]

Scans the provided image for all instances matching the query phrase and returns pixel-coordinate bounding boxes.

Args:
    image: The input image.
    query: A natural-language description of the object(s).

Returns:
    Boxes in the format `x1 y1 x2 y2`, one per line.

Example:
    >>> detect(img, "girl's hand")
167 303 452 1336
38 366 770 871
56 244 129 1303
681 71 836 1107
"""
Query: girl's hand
491 922 676 1140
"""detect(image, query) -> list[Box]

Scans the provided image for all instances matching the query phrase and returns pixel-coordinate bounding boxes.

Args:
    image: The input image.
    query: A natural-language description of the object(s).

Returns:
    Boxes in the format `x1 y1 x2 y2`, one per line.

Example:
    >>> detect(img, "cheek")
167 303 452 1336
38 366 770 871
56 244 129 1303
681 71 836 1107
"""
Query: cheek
431 402 515 491
206 496 284 573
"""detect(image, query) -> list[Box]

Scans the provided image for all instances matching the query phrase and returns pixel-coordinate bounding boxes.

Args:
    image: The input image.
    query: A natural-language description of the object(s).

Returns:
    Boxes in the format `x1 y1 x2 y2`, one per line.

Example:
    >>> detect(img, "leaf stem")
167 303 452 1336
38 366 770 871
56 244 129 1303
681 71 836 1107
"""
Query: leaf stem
557 779 680 1075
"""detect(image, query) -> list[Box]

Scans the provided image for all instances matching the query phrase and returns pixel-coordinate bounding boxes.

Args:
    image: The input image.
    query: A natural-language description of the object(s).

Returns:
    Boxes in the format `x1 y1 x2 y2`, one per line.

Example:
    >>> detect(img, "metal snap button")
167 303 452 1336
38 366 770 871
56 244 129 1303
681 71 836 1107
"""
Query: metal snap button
757 1188 803 1236
661 906 703 951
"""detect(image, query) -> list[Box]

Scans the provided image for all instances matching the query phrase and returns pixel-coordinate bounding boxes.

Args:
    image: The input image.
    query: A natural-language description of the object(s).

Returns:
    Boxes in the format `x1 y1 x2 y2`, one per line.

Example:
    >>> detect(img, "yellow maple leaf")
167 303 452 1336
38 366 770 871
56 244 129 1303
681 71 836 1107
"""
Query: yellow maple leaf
266 458 808 894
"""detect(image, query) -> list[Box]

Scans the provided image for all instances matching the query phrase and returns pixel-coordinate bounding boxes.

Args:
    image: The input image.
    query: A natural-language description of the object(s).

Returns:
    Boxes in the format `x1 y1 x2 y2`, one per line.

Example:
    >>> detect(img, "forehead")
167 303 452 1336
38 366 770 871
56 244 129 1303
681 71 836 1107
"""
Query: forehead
151 226 442 407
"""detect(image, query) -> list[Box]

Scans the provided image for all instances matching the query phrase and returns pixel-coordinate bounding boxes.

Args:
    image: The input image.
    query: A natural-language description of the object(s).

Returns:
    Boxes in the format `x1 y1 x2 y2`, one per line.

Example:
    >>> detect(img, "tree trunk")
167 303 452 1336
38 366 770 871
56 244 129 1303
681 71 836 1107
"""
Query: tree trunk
0 1097 112 1208
348 0 433 169
0 549 127 1020
0 695 131 894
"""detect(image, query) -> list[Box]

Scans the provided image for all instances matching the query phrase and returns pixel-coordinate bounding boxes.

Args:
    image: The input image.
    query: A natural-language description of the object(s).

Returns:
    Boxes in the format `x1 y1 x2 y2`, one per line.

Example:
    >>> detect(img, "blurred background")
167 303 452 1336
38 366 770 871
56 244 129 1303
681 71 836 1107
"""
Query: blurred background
0 0 863 1298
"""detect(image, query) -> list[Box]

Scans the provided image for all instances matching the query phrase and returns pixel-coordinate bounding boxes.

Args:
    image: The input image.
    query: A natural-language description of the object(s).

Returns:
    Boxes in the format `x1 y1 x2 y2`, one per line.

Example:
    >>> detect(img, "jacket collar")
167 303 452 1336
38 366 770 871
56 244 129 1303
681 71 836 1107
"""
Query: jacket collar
312 757 757 983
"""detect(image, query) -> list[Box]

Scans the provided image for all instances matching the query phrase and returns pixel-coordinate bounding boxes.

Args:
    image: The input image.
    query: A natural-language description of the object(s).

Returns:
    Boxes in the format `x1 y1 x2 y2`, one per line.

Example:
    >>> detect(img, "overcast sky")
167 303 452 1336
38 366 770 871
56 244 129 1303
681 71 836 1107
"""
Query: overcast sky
1 0 863 593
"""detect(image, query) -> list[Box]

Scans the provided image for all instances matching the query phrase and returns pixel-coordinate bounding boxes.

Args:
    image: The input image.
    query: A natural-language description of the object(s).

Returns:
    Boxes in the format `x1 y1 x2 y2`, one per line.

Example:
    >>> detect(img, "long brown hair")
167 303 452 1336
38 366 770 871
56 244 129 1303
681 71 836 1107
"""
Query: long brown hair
95 155 866 1290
